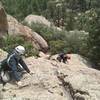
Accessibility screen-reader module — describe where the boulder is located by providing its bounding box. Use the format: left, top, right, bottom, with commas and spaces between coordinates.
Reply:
24, 15, 51, 27
0, 2, 8, 37
50, 54, 59, 61
31, 31, 48, 52
0, 49, 8, 61
24, 14, 62, 31
0, 57, 72, 100
7, 15, 48, 52
39, 51, 50, 59
57, 54, 100, 100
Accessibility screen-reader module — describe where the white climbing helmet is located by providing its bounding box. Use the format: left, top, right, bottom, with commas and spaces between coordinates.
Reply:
15, 45, 25, 55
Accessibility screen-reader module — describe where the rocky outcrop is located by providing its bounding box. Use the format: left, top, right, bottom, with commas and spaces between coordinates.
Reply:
0, 2, 8, 37
24, 15, 51, 27
0, 57, 71, 100
30, 31, 48, 52
0, 10, 48, 51
38, 51, 50, 59
56, 54, 100, 100
7, 15, 48, 52
0, 49, 8, 62
24, 15, 62, 31
0, 54, 100, 100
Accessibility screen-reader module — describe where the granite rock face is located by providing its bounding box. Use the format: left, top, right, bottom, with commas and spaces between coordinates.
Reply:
0, 49, 8, 62
0, 2, 48, 52
7, 15, 48, 52
0, 54, 100, 100
0, 2, 8, 37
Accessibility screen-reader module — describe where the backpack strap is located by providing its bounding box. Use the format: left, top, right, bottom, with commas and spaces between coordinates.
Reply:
7, 53, 15, 66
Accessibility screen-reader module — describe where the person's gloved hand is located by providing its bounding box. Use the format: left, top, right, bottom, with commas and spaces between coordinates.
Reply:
29, 72, 34, 76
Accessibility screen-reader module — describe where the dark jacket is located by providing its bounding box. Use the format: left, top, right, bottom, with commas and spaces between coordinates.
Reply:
57, 52, 67, 63
59, 53, 65, 59
1, 52, 30, 81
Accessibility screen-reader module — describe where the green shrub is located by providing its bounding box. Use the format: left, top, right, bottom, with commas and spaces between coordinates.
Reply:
63, 30, 89, 54
24, 22, 88, 55
49, 30, 88, 55
24, 42, 39, 57
87, 18, 100, 66
1, 35, 39, 57
28, 22, 55, 42
26, 22, 66, 41
49, 40, 65, 54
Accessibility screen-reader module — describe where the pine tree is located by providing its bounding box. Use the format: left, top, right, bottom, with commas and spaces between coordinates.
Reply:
88, 18, 100, 66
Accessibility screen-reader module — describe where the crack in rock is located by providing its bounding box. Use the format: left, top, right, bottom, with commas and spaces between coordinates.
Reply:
57, 73, 90, 100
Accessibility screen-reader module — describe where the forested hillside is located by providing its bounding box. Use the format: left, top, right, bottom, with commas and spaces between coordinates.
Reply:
1, 1, 100, 99
1, 0, 100, 67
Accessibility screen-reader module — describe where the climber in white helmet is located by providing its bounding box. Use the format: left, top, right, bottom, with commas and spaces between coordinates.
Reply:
15, 45, 25, 55
0, 45, 32, 86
